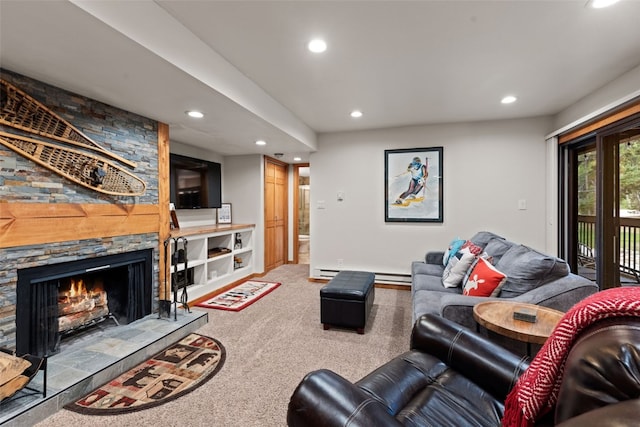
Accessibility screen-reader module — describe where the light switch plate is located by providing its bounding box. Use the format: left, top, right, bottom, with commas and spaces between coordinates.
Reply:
518, 199, 527, 210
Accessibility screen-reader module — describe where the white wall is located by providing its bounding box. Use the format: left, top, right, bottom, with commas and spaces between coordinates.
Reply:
310, 116, 552, 277
223, 154, 264, 272
551, 64, 640, 134
543, 63, 640, 257
171, 65, 640, 278
171, 140, 224, 164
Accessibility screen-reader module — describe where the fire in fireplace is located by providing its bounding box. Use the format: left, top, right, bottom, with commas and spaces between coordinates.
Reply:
16, 249, 153, 357
58, 275, 114, 335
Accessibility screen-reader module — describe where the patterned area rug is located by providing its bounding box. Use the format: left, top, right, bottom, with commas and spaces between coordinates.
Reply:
65, 333, 225, 415
196, 280, 281, 311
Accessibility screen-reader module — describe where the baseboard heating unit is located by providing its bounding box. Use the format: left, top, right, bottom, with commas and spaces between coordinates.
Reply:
313, 269, 411, 286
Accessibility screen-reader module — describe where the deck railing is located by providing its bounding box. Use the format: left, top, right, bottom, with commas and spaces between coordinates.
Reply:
577, 215, 640, 282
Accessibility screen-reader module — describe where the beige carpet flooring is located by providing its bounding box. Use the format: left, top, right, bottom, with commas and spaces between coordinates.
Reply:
36, 264, 412, 426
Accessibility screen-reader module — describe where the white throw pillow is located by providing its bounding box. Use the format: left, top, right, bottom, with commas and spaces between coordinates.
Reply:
442, 250, 476, 288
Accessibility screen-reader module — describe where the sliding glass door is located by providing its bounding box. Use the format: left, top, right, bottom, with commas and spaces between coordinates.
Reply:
576, 143, 597, 281
618, 128, 640, 283
561, 117, 640, 289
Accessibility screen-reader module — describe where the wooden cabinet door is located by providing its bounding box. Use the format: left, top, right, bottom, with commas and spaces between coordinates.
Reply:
264, 158, 287, 271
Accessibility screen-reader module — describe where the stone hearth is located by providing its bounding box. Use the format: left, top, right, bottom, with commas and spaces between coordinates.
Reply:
0, 310, 207, 427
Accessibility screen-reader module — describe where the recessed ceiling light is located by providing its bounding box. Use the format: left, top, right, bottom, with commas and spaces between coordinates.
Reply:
293, 157, 302, 161
350, 110, 363, 118
588, 0, 620, 8
255, 140, 267, 146
501, 95, 517, 104
307, 39, 327, 53
186, 110, 204, 118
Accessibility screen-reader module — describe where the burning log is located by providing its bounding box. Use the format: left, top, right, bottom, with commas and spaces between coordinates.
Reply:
58, 305, 109, 333
57, 276, 110, 332
58, 292, 107, 316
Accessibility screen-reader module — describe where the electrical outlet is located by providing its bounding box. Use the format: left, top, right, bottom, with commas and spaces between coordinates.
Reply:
337, 259, 344, 268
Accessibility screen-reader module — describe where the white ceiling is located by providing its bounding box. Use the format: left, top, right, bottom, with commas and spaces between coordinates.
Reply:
2, 0, 640, 164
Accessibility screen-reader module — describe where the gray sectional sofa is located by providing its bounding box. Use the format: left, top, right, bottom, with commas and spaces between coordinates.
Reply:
411, 231, 599, 334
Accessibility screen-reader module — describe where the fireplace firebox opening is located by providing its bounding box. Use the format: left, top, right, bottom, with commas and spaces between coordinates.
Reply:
16, 249, 153, 357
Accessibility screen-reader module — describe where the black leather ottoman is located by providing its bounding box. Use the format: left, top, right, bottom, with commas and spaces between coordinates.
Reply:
320, 271, 375, 334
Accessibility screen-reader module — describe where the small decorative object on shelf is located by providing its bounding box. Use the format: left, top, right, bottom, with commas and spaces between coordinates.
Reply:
513, 308, 537, 323
208, 247, 231, 258
234, 233, 242, 249
169, 203, 180, 229
234, 256, 243, 270
217, 203, 232, 224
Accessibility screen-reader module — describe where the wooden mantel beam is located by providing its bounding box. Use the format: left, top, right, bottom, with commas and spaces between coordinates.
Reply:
0, 202, 159, 249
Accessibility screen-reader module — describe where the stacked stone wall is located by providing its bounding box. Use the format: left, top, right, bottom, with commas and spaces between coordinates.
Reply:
0, 69, 161, 350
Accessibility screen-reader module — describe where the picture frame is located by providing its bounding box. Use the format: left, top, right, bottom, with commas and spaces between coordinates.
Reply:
217, 203, 232, 224
385, 147, 443, 222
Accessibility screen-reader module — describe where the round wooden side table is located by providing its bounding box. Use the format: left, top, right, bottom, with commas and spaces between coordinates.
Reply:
473, 301, 564, 356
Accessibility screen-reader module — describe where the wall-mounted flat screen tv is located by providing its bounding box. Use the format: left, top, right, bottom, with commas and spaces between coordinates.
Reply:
169, 153, 222, 209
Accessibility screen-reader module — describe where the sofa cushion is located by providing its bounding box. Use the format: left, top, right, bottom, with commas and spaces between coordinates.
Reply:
482, 238, 515, 264
496, 245, 569, 298
461, 240, 483, 256
463, 257, 507, 297
442, 251, 476, 288
412, 266, 461, 294
443, 238, 466, 266
469, 231, 505, 249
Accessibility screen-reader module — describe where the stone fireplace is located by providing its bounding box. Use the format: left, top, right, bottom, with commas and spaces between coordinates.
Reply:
0, 69, 163, 354
16, 249, 153, 357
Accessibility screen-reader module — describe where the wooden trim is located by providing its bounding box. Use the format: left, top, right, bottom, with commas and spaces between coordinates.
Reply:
263, 155, 289, 167
559, 98, 640, 144
308, 277, 410, 290
292, 163, 309, 265
158, 121, 170, 301
188, 273, 258, 305
170, 223, 255, 238
292, 165, 300, 264
0, 203, 157, 218
0, 202, 159, 249
374, 283, 411, 291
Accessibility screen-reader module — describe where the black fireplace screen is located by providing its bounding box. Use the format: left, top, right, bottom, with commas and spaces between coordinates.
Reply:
29, 279, 58, 359
16, 249, 153, 357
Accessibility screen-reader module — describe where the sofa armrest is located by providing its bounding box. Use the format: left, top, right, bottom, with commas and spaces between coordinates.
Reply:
415, 291, 499, 330
554, 400, 640, 427
287, 369, 403, 427
425, 251, 444, 265
411, 314, 529, 401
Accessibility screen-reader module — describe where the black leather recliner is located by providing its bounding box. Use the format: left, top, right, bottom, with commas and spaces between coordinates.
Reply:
287, 313, 640, 427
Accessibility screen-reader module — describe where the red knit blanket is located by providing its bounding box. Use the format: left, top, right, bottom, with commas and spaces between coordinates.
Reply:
502, 286, 640, 427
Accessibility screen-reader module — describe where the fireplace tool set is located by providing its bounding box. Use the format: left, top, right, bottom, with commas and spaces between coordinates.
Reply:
161, 237, 192, 321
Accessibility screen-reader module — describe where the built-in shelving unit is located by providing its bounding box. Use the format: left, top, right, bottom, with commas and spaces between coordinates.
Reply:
169, 224, 255, 302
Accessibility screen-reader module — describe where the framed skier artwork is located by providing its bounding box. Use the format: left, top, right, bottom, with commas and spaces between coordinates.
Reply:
385, 147, 443, 222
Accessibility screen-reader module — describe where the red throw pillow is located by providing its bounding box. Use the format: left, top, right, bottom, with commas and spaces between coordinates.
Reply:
460, 240, 483, 256
463, 257, 507, 297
